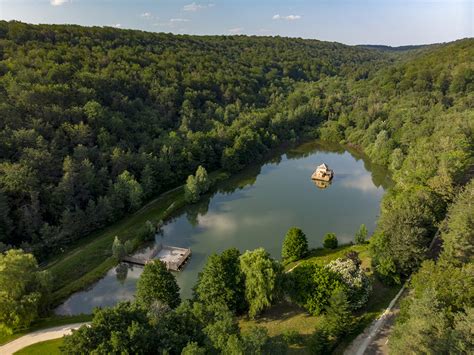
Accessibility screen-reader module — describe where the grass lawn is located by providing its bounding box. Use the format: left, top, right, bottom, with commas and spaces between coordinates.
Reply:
240, 243, 401, 354
0, 314, 92, 346
239, 302, 319, 354
284, 243, 370, 272
14, 338, 63, 355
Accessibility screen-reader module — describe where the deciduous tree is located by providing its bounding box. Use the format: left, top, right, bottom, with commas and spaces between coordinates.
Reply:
136, 260, 180, 309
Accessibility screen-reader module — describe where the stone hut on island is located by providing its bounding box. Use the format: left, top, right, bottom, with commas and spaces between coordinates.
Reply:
311, 163, 334, 182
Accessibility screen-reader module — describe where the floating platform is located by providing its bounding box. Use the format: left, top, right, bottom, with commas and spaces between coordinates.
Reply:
311, 163, 334, 182
122, 243, 191, 271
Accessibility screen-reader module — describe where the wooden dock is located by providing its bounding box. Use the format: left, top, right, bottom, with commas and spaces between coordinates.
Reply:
122, 244, 191, 271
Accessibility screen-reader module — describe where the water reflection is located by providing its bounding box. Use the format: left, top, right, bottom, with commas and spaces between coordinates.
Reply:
313, 180, 332, 189
56, 141, 391, 315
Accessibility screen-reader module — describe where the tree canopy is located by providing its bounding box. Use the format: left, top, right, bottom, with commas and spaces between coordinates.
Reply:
0, 249, 51, 335
136, 260, 180, 309
281, 227, 309, 262
194, 248, 246, 314
240, 248, 282, 318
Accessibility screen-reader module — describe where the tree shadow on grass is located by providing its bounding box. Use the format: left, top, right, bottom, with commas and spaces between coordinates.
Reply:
253, 302, 312, 323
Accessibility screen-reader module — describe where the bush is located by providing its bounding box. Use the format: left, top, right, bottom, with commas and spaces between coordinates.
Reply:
309, 288, 354, 354
111, 236, 125, 260
323, 233, 338, 249
355, 224, 368, 244
326, 257, 372, 309
289, 262, 346, 315
281, 227, 308, 262
184, 175, 200, 203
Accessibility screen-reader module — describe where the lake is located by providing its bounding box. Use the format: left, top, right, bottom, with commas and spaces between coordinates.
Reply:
56, 141, 390, 315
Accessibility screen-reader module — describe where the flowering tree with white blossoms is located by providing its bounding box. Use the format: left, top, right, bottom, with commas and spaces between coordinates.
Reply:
326, 254, 372, 309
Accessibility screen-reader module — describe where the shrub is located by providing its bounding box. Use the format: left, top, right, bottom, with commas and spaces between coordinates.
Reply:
184, 175, 200, 203
111, 236, 125, 260
323, 233, 338, 249
355, 224, 368, 244
281, 227, 308, 262
289, 262, 346, 315
326, 257, 372, 309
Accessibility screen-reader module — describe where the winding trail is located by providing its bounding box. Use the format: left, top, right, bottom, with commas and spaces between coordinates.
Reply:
0, 323, 88, 355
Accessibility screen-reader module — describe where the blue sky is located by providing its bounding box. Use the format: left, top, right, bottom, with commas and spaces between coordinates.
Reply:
0, 0, 472, 45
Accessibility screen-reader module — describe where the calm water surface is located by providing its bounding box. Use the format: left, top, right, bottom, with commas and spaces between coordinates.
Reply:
56, 141, 390, 315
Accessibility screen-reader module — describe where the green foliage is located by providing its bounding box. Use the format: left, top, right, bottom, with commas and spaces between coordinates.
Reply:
289, 262, 346, 315
195, 166, 211, 195
194, 248, 246, 314
0, 20, 386, 257
61, 302, 155, 354
0, 190, 12, 242
326, 256, 372, 309
389, 177, 474, 354
370, 187, 442, 277
439, 180, 474, 265
0, 250, 51, 335
354, 224, 368, 245
123, 240, 134, 255
390, 289, 452, 353
136, 260, 181, 309
111, 236, 125, 260
112, 170, 144, 213
309, 288, 354, 354
182, 342, 206, 355
185, 175, 200, 203
323, 233, 338, 249
239, 248, 282, 318
185, 166, 212, 204
281, 227, 309, 262
143, 220, 156, 241
240, 326, 271, 354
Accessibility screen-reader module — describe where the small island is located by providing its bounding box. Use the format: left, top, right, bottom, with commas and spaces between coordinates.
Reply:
311, 163, 334, 182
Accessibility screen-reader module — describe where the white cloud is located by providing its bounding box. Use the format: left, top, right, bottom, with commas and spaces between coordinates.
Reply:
183, 2, 214, 12
50, 0, 69, 6
114, 24, 122, 28
228, 27, 243, 34
141, 12, 152, 19
272, 14, 302, 21
170, 18, 190, 23
341, 174, 379, 193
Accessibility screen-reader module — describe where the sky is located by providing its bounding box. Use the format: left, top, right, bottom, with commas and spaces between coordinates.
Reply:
0, 0, 472, 46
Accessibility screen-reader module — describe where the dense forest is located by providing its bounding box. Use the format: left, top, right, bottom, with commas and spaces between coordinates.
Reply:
0, 21, 473, 353
0, 21, 387, 257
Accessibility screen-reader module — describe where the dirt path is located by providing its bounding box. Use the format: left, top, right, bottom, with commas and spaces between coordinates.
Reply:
0, 323, 88, 354
343, 285, 406, 355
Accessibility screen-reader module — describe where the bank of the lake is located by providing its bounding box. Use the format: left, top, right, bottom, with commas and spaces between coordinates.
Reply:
55, 141, 391, 315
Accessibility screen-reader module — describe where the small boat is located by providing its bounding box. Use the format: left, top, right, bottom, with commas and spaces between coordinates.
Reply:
311, 163, 334, 182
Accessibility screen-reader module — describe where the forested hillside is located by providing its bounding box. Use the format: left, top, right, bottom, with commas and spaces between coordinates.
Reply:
0, 21, 388, 257
285, 37, 473, 281
0, 20, 472, 354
